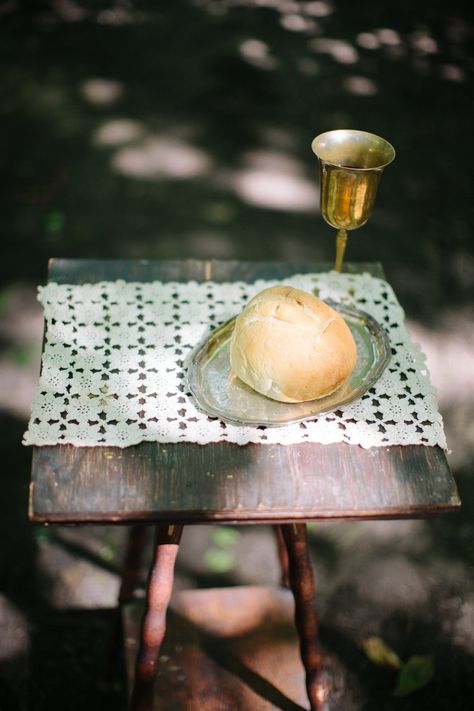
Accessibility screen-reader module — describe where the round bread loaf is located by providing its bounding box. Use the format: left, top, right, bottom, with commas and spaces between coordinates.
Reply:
229, 285, 357, 403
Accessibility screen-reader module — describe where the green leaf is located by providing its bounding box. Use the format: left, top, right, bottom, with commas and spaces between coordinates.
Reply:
34, 526, 52, 543
46, 210, 64, 234
212, 527, 240, 547
393, 655, 434, 697
203, 548, 235, 573
359, 636, 402, 669
99, 543, 116, 561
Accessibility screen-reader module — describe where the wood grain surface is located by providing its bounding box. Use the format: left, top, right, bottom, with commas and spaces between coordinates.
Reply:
29, 259, 459, 524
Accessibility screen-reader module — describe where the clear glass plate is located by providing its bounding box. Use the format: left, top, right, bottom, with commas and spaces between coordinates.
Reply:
186, 301, 391, 427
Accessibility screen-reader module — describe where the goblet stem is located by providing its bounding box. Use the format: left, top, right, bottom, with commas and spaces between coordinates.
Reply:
334, 228, 348, 272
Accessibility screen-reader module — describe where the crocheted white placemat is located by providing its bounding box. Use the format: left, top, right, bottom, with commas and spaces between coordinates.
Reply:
23, 272, 447, 449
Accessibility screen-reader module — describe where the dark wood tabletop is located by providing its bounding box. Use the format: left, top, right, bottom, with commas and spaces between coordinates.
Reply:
29, 259, 460, 525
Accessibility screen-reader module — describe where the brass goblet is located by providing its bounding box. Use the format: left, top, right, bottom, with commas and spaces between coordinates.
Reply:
312, 129, 395, 271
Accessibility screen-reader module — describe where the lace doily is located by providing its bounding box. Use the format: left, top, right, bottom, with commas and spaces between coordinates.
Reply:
23, 273, 447, 449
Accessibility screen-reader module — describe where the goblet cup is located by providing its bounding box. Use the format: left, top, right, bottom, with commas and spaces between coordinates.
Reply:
312, 129, 395, 271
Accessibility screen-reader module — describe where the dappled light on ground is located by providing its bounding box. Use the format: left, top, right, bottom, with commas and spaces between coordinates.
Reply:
343, 75, 377, 96
113, 135, 212, 180
279, 12, 317, 33
80, 78, 124, 106
357, 28, 402, 51
441, 63, 466, 82
0, 595, 28, 663
0, 0, 473, 707
407, 311, 474, 410
93, 118, 146, 146
309, 37, 358, 64
239, 38, 279, 70
228, 149, 318, 211
407, 310, 474, 469
0, 285, 42, 419
37, 530, 120, 609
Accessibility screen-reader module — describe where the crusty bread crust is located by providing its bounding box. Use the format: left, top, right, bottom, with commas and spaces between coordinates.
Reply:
230, 286, 357, 403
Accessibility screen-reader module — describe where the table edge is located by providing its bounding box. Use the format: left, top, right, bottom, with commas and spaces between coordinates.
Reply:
29, 499, 461, 525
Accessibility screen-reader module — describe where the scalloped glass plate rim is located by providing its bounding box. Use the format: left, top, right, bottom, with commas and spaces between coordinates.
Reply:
186, 300, 391, 427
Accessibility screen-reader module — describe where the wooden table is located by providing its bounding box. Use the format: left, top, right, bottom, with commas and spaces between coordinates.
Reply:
29, 259, 460, 710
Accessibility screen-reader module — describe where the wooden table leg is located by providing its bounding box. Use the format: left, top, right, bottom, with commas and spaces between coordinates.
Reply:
281, 523, 329, 711
119, 524, 149, 604
130, 523, 183, 711
273, 525, 290, 588
107, 525, 150, 678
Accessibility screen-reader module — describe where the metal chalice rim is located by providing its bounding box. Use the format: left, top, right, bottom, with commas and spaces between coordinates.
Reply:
311, 129, 396, 170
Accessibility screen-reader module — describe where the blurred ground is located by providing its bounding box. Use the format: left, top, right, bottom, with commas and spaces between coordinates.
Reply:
0, 1, 473, 709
